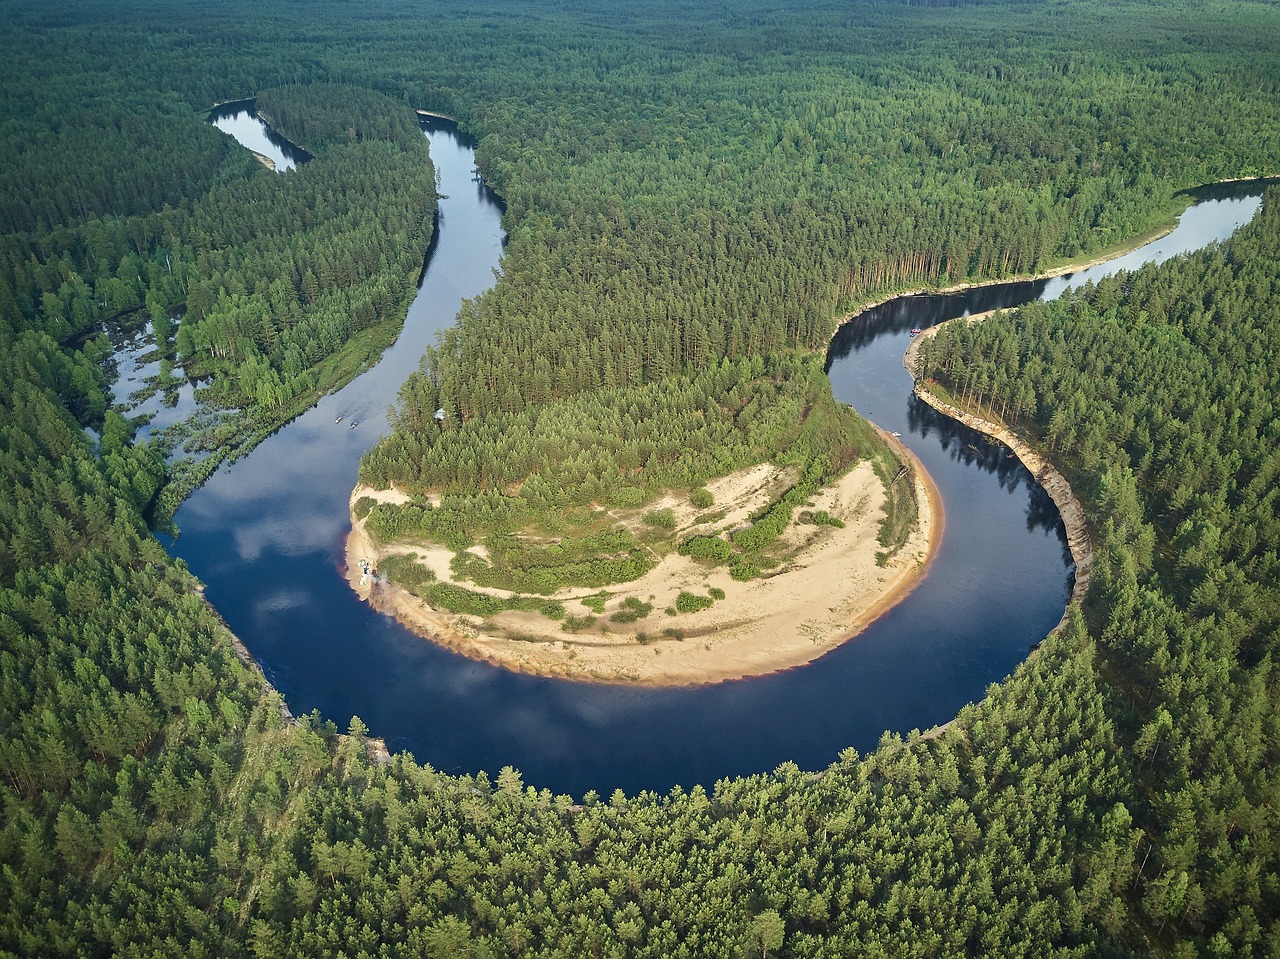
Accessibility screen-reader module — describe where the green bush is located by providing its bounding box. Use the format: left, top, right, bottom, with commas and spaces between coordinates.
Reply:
610, 596, 654, 623
675, 590, 714, 614
690, 487, 715, 509
581, 592, 610, 613
680, 535, 732, 562
610, 486, 646, 508
643, 508, 677, 529
379, 553, 436, 588
423, 582, 506, 616
802, 509, 846, 528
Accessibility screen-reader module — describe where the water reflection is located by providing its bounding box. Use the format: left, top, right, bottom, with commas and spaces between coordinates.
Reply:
101, 315, 206, 444
208, 100, 311, 172
826, 280, 1049, 362
904, 397, 1029, 497
827, 185, 1266, 369
164, 122, 1267, 797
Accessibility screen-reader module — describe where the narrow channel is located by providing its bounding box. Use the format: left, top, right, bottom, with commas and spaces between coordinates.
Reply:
170, 114, 1265, 797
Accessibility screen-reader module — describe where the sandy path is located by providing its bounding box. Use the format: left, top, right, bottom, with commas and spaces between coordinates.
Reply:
344, 458, 939, 686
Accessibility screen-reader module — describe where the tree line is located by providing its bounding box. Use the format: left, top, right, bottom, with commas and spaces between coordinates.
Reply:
918, 189, 1280, 947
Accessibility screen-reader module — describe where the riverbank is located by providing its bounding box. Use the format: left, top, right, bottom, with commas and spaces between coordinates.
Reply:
834, 176, 1277, 332
345, 454, 940, 686
833, 216, 1184, 328
905, 327, 1092, 613
193, 583, 393, 762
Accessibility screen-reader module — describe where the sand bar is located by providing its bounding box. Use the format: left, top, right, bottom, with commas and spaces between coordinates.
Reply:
345, 455, 939, 687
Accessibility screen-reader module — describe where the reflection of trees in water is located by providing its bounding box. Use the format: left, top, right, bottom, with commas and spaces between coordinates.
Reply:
1025, 481, 1073, 568
906, 394, 1068, 544
824, 278, 1050, 370
207, 101, 312, 165
907, 394, 1019, 484
821, 273, 1073, 587
415, 209, 443, 288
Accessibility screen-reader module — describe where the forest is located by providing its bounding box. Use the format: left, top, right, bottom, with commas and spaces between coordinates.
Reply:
1, 0, 1279, 954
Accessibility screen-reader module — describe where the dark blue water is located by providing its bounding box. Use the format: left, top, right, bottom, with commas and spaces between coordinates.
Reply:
170, 123, 1263, 797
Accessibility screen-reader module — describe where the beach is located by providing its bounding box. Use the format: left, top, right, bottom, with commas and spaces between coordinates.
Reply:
345, 452, 940, 686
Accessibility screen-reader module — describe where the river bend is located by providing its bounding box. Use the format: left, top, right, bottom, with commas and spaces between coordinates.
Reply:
170, 116, 1263, 796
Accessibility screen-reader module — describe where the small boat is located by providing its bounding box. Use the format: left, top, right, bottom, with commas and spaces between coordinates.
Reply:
891, 431, 902, 437
335, 416, 342, 423
910, 328, 923, 336
350, 422, 358, 429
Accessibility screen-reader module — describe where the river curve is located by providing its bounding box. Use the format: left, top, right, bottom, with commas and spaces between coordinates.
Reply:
169, 115, 1265, 797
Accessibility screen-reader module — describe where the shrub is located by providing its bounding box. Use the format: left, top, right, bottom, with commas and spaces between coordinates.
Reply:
581, 592, 609, 613
675, 590, 714, 614
610, 486, 646, 508
679, 535, 732, 562
643, 508, 677, 529
809, 509, 845, 528
610, 596, 653, 623
690, 487, 714, 509
379, 553, 435, 588
423, 582, 505, 616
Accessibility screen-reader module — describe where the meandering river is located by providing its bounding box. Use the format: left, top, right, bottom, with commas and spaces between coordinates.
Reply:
171, 113, 1263, 797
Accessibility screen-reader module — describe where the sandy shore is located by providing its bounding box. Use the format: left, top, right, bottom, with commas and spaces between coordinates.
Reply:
345, 455, 940, 687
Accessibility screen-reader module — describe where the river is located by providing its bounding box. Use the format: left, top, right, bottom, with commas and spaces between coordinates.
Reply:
170, 113, 1264, 797
209, 100, 311, 171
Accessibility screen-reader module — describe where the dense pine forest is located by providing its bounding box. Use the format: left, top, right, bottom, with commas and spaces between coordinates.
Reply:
2, 0, 1279, 954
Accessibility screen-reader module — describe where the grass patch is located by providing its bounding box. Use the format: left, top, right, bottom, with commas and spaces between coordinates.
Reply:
378, 553, 436, 588
643, 508, 676, 529
872, 453, 918, 564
